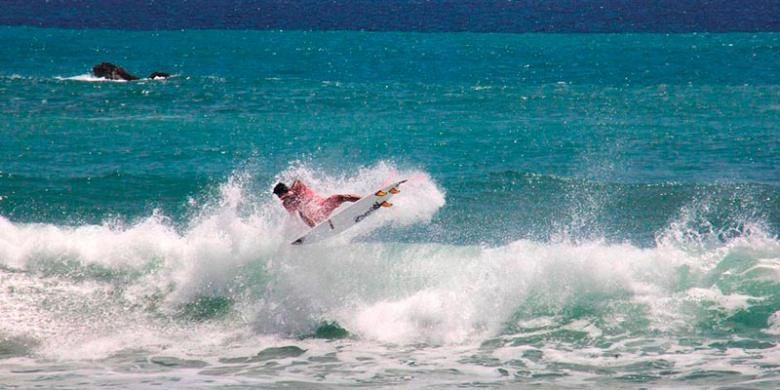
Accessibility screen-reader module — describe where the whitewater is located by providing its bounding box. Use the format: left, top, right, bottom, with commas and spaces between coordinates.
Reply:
1, 164, 778, 387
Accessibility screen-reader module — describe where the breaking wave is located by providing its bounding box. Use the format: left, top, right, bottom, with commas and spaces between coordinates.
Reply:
0, 162, 777, 365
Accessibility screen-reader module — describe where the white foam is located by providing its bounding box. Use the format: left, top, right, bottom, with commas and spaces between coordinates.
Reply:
269, 228, 779, 345
765, 311, 780, 335
684, 287, 761, 312
55, 73, 178, 82
0, 162, 445, 318
56, 73, 128, 82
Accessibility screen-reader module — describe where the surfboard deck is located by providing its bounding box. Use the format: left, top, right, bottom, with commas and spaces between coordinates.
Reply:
291, 179, 407, 245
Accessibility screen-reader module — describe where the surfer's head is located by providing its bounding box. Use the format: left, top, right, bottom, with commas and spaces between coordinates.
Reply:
273, 182, 289, 198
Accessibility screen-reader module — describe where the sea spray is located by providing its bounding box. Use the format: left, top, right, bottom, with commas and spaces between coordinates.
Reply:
0, 162, 447, 344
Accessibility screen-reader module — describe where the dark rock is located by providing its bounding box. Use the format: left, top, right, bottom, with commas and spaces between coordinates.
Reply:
92, 62, 139, 81
148, 71, 171, 79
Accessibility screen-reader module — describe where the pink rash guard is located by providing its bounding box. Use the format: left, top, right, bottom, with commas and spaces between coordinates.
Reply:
280, 181, 352, 227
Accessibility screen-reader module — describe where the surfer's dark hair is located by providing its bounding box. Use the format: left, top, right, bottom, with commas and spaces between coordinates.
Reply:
273, 182, 289, 197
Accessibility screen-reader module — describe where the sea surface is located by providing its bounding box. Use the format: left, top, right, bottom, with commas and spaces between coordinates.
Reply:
1, 26, 779, 388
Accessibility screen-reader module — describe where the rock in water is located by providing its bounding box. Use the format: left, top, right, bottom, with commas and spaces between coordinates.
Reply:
148, 71, 171, 79
92, 62, 139, 81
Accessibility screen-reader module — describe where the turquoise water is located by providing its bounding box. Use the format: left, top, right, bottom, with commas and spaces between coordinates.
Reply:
1, 27, 779, 388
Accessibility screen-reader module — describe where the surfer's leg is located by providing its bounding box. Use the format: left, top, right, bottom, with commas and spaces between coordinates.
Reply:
320, 195, 350, 217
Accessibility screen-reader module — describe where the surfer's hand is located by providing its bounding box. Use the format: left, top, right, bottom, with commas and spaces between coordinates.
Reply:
299, 211, 316, 227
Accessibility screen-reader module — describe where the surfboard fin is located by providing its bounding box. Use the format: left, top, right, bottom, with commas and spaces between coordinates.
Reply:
389, 187, 400, 194
381, 201, 393, 208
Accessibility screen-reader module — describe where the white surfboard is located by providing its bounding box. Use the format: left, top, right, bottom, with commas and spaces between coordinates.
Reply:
291, 179, 407, 245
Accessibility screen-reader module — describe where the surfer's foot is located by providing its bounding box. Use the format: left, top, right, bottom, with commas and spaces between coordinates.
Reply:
344, 194, 361, 202
381, 201, 393, 208
389, 187, 400, 194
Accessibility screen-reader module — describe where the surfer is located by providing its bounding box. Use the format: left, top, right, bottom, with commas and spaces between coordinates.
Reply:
273, 180, 361, 227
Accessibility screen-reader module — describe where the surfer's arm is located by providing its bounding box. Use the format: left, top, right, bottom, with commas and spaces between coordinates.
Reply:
290, 180, 308, 194
298, 211, 316, 227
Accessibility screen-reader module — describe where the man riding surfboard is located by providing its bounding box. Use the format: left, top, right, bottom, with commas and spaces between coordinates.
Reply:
273, 180, 361, 227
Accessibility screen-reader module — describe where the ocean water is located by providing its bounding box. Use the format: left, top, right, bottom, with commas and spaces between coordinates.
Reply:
1, 26, 779, 388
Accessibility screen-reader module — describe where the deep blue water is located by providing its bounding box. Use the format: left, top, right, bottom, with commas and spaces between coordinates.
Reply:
1, 27, 777, 244
2, 0, 780, 32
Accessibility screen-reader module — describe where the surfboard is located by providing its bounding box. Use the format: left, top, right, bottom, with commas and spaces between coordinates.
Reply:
291, 179, 407, 245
